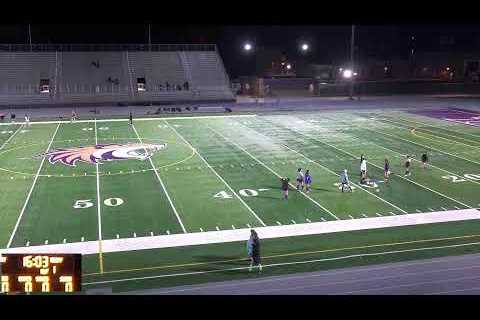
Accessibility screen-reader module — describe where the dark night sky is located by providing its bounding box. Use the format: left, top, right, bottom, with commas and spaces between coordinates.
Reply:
1, 24, 480, 77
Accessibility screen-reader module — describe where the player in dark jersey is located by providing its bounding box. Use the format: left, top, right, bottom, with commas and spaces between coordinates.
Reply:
384, 158, 391, 183
340, 169, 352, 192
421, 152, 428, 169
280, 177, 290, 200
129, 112, 133, 125
405, 155, 412, 177
304, 170, 312, 193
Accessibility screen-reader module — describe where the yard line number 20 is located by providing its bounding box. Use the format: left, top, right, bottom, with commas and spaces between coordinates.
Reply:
73, 198, 124, 209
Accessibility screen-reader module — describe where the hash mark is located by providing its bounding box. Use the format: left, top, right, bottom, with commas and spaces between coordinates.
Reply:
215, 226, 220, 231
306, 218, 311, 223
415, 209, 422, 213
116, 234, 120, 239
200, 228, 204, 232
321, 218, 326, 222
362, 214, 368, 218
291, 220, 296, 224
81, 237, 85, 242
166, 230, 170, 235
454, 206, 460, 210
376, 213, 383, 217
150, 232, 154, 236
276, 221, 282, 225
441, 207, 447, 211
44, 240, 48, 245
348, 215, 354, 219
63, 239, 67, 244
428, 208, 434, 211
232, 225, 236, 230
246, 223, 251, 228
390, 212, 396, 215
133, 233, 137, 237
26, 241, 30, 246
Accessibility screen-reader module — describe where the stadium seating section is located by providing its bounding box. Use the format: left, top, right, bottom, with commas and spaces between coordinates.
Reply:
0, 46, 234, 106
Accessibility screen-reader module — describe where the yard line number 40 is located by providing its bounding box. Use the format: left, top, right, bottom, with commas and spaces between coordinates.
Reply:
214, 188, 270, 199
73, 198, 124, 209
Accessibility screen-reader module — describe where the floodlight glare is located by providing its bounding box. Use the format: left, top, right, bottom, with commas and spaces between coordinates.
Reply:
343, 69, 353, 78
243, 43, 253, 51
301, 43, 309, 51
286, 64, 292, 70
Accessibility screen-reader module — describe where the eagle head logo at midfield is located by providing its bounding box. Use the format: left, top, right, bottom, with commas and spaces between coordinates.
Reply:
35, 143, 167, 166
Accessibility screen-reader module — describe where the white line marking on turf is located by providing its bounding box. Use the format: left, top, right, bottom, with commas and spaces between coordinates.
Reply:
165, 120, 266, 227
441, 207, 447, 211
132, 124, 187, 233
94, 119, 104, 258
276, 221, 282, 225
26, 242, 29, 247
291, 220, 296, 224
116, 234, 120, 239
429, 208, 434, 211
0, 124, 23, 151
282, 143, 407, 214
216, 226, 220, 231
376, 213, 383, 217
63, 239, 67, 244
362, 214, 368, 218
133, 233, 137, 238
390, 212, 396, 216
246, 224, 251, 228
81, 237, 85, 242
292, 121, 472, 209
205, 123, 338, 221
349, 215, 354, 219
306, 218, 311, 223
200, 228, 204, 232
416, 209, 422, 213
44, 240, 48, 245
6, 123, 60, 248
4, 209, 480, 255
150, 232, 154, 236
321, 218, 326, 222
82, 238, 480, 286
454, 206, 460, 210
232, 225, 236, 230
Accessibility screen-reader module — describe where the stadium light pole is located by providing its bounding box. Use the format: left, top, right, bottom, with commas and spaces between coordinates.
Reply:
28, 24, 32, 51
348, 25, 355, 100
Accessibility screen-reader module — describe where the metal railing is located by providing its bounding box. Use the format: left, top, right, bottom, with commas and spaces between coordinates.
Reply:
0, 43, 217, 52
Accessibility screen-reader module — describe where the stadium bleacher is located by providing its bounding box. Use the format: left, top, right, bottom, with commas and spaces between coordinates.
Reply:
0, 44, 234, 106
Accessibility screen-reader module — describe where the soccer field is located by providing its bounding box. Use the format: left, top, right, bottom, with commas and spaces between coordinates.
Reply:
1, 107, 480, 293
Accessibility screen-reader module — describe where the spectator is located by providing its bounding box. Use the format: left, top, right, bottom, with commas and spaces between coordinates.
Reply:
165, 82, 170, 91
10, 113, 16, 123
184, 81, 190, 91
248, 230, 262, 272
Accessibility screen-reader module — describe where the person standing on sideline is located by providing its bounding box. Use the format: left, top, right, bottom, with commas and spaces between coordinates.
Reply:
71, 110, 77, 123
248, 229, 262, 272
24, 113, 30, 127
304, 170, 312, 193
421, 152, 428, 169
129, 112, 133, 125
280, 177, 290, 200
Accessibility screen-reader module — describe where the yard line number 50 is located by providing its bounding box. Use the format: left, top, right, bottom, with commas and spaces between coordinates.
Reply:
73, 198, 124, 209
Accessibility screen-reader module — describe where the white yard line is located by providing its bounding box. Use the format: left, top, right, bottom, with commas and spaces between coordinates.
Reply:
0, 124, 23, 150
289, 120, 473, 209
283, 144, 408, 214
94, 120, 104, 254
362, 125, 480, 167
6, 123, 61, 248
0, 114, 257, 126
205, 123, 340, 221
131, 124, 187, 233
3, 208, 479, 256
347, 134, 480, 187
380, 118, 480, 149
392, 116, 480, 139
164, 120, 266, 227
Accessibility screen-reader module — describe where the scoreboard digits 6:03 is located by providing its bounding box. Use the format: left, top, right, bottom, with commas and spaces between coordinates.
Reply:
0, 254, 82, 293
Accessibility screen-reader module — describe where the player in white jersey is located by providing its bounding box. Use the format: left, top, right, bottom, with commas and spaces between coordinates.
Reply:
296, 168, 304, 191
24, 114, 30, 127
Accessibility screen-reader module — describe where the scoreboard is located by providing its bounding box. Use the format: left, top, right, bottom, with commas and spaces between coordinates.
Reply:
1, 254, 81, 293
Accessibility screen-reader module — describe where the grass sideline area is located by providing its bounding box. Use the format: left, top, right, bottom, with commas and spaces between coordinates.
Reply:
1, 107, 480, 293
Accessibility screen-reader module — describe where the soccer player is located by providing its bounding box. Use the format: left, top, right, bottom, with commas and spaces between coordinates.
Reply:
421, 152, 428, 169
340, 169, 353, 192
384, 158, 391, 182
360, 157, 367, 184
248, 229, 262, 272
405, 155, 412, 177
71, 110, 77, 123
24, 114, 30, 127
304, 170, 312, 193
296, 168, 304, 191
280, 177, 290, 200
129, 112, 133, 125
